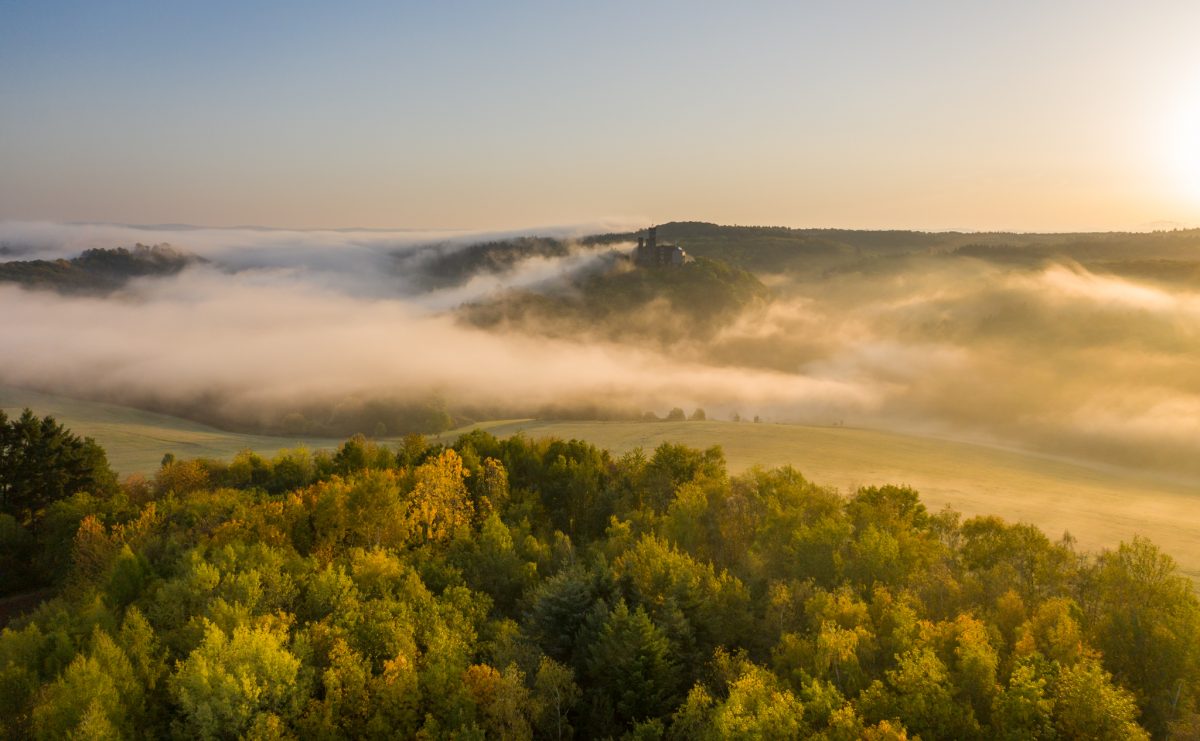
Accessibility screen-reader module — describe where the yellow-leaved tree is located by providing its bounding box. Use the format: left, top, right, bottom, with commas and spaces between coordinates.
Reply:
404, 449, 473, 544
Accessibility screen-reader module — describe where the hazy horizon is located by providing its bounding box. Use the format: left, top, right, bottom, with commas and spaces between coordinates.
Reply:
6, 2, 1200, 232
5, 217, 1200, 239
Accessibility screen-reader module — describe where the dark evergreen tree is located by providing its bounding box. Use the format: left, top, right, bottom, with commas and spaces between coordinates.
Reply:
0, 409, 116, 527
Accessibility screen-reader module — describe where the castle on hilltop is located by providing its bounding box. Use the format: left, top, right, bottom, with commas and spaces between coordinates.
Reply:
634, 226, 690, 267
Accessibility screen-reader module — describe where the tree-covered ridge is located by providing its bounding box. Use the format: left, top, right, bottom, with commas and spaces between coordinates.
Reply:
1, 416, 1199, 739
461, 256, 770, 347
395, 237, 576, 290
390, 232, 634, 292
0, 244, 199, 294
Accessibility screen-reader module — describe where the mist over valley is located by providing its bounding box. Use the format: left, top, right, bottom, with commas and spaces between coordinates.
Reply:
4, 220, 1199, 479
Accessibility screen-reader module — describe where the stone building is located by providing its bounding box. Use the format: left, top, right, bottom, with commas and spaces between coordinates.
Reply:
634, 226, 689, 267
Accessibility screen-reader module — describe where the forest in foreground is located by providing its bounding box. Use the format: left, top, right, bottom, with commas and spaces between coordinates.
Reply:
2, 409, 1199, 740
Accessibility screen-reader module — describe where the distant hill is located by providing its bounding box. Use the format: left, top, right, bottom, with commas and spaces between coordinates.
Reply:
0, 243, 200, 293
394, 236, 574, 290
389, 232, 631, 291
460, 254, 769, 345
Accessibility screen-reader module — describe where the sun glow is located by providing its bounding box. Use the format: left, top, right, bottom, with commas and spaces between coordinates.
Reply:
1164, 86, 1200, 203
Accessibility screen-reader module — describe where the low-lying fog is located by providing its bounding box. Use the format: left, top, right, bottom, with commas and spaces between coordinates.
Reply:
3, 221, 1199, 479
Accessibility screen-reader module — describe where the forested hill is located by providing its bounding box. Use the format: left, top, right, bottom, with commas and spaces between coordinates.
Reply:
393, 233, 627, 291
0, 243, 199, 294
461, 256, 769, 346
2, 410, 1198, 739
394, 236, 574, 290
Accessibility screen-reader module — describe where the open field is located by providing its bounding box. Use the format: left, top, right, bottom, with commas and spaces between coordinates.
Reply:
5, 387, 1199, 581
0, 386, 345, 476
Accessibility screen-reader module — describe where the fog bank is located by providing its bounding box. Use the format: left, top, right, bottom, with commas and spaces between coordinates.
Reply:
4, 221, 1200, 478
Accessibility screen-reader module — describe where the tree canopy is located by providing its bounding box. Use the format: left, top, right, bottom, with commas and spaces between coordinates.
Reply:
0, 424, 1197, 739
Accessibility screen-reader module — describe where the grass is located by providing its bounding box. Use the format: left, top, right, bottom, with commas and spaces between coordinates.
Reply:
0, 386, 345, 476
5, 387, 1199, 582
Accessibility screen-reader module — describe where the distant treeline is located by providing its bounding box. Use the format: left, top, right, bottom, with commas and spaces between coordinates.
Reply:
585, 222, 1200, 281
123, 394, 460, 439
394, 237, 577, 290
6, 225, 1200, 298
2, 410, 1198, 738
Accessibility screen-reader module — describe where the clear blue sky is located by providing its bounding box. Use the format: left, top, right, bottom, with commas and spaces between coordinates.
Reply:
3, 1, 1200, 230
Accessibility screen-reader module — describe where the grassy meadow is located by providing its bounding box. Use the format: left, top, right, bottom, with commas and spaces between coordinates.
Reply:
0, 386, 344, 476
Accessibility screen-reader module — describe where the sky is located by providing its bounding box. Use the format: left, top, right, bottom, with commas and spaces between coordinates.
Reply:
3, 1, 1200, 232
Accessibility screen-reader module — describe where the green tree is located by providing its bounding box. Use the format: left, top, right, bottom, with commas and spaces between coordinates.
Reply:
31, 630, 141, 740
332, 434, 395, 475
297, 637, 374, 738
585, 601, 682, 730
1014, 597, 1085, 665
1053, 657, 1149, 740
958, 516, 1073, 604
539, 439, 614, 540
0, 409, 116, 527
525, 566, 607, 668
170, 621, 303, 739
991, 660, 1055, 741
815, 621, 867, 695
458, 512, 535, 612
673, 661, 806, 740
398, 432, 430, 468
1090, 537, 1200, 737
858, 646, 981, 740
533, 656, 580, 740
638, 442, 725, 514
611, 535, 752, 669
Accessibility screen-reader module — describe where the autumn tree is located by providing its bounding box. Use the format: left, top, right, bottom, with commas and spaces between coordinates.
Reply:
672, 660, 806, 739
403, 449, 474, 544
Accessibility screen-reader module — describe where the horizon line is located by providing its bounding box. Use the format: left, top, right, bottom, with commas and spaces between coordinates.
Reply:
2, 217, 1198, 237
